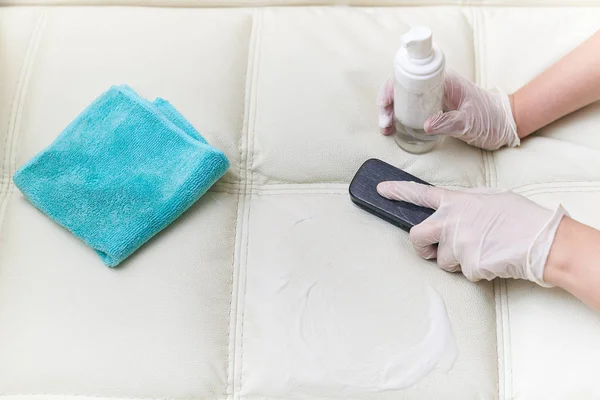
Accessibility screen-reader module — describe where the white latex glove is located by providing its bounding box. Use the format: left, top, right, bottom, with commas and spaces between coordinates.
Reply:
377, 72, 520, 150
377, 181, 568, 286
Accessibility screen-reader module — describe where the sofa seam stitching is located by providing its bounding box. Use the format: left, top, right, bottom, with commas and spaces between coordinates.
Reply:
9, 13, 46, 178
211, 188, 600, 197
0, 12, 42, 195
504, 279, 513, 400
474, 5, 503, 398
470, 5, 489, 190
226, 9, 258, 400
501, 279, 507, 400
215, 179, 600, 188
473, 7, 497, 188
0, 11, 45, 236
207, 181, 600, 196
240, 8, 263, 397
469, 5, 478, 87
1, 59, 18, 181
493, 279, 504, 400
480, 7, 503, 398
495, 279, 504, 400
237, 8, 262, 400
478, 7, 499, 189
226, 160, 242, 400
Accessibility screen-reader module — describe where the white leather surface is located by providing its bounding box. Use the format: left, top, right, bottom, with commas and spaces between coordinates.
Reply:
0, 3, 599, 400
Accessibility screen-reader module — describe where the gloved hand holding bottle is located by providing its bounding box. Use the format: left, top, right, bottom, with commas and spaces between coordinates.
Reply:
378, 72, 520, 150
379, 29, 600, 151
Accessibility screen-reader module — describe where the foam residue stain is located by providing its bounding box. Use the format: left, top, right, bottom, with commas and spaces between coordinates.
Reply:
278, 273, 458, 392
263, 213, 459, 393
381, 285, 458, 389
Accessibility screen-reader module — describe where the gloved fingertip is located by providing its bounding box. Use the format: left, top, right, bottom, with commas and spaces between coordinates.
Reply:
378, 111, 393, 129
424, 250, 437, 260
381, 125, 395, 136
376, 181, 393, 197
376, 77, 394, 107
423, 120, 433, 134
376, 95, 390, 108
439, 262, 461, 274
377, 181, 414, 202
376, 181, 403, 200
423, 111, 443, 134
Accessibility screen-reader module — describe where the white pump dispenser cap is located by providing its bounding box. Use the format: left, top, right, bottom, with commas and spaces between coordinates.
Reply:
394, 26, 445, 93
402, 26, 433, 60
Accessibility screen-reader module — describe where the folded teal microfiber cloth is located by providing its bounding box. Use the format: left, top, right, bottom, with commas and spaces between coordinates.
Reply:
13, 85, 230, 267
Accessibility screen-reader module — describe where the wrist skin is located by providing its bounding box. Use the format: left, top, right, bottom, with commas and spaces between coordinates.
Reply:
508, 29, 600, 140
544, 217, 573, 287
544, 217, 600, 311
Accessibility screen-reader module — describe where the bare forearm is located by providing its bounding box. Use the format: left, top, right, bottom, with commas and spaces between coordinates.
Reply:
545, 217, 600, 311
511, 30, 600, 138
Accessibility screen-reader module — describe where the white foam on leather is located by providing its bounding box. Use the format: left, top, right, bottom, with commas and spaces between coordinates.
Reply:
0, 3, 599, 400
240, 194, 495, 398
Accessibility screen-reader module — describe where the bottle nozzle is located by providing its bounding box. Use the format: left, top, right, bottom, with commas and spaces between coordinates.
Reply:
401, 26, 433, 60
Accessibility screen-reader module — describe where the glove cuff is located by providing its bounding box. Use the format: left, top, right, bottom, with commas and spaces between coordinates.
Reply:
497, 88, 520, 148
526, 204, 569, 287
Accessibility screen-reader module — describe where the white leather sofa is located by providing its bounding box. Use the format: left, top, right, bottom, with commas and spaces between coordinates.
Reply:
1, 1, 600, 399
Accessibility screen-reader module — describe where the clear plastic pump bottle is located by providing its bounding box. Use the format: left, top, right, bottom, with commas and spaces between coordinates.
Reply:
393, 26, 445, 154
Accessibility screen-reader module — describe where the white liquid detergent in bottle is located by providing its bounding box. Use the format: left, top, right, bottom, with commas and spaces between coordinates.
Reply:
393, 26, 445, 154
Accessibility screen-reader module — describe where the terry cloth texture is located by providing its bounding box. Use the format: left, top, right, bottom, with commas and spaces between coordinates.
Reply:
13, 85, 230, 266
